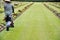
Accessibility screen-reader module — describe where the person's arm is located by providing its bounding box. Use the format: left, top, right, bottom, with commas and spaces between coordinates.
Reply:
12, 6, 14, 13
4, 5, 6, 21
4, 5, 6, 12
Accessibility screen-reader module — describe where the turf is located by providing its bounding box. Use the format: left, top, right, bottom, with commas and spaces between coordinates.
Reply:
0, 13, 4, 24
47, 3, 60, 13
14, 2, 29, 13
0, 2, 60, 40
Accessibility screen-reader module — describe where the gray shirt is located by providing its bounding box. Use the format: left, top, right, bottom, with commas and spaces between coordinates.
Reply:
4, 3, 13, 16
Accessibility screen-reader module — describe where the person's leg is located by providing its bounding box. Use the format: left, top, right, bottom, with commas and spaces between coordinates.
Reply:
6, 26, 9, 31
6, 21, 11, 31
10, 21, 14, 27
9, 15, 14, 27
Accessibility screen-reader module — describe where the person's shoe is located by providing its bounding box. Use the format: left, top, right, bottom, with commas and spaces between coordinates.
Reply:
10, 21, 14, 28
6, 27, 9, 31
10, 24, 14, 28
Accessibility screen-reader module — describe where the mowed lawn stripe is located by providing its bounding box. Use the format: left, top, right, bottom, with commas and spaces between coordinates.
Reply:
17, 3, 60, 40
0, 2, 60, 40
41, 3, 60, 40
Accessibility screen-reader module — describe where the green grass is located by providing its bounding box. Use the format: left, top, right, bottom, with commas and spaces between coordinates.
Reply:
14, 2, 31, 13
47, 3, 60, 13
0, 2, 60, 40
0, 8, 4, 13
0, 13, 4, 24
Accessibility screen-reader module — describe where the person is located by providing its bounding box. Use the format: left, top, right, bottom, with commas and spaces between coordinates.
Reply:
4, 15, 12, 31
4, 0, 14, 31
